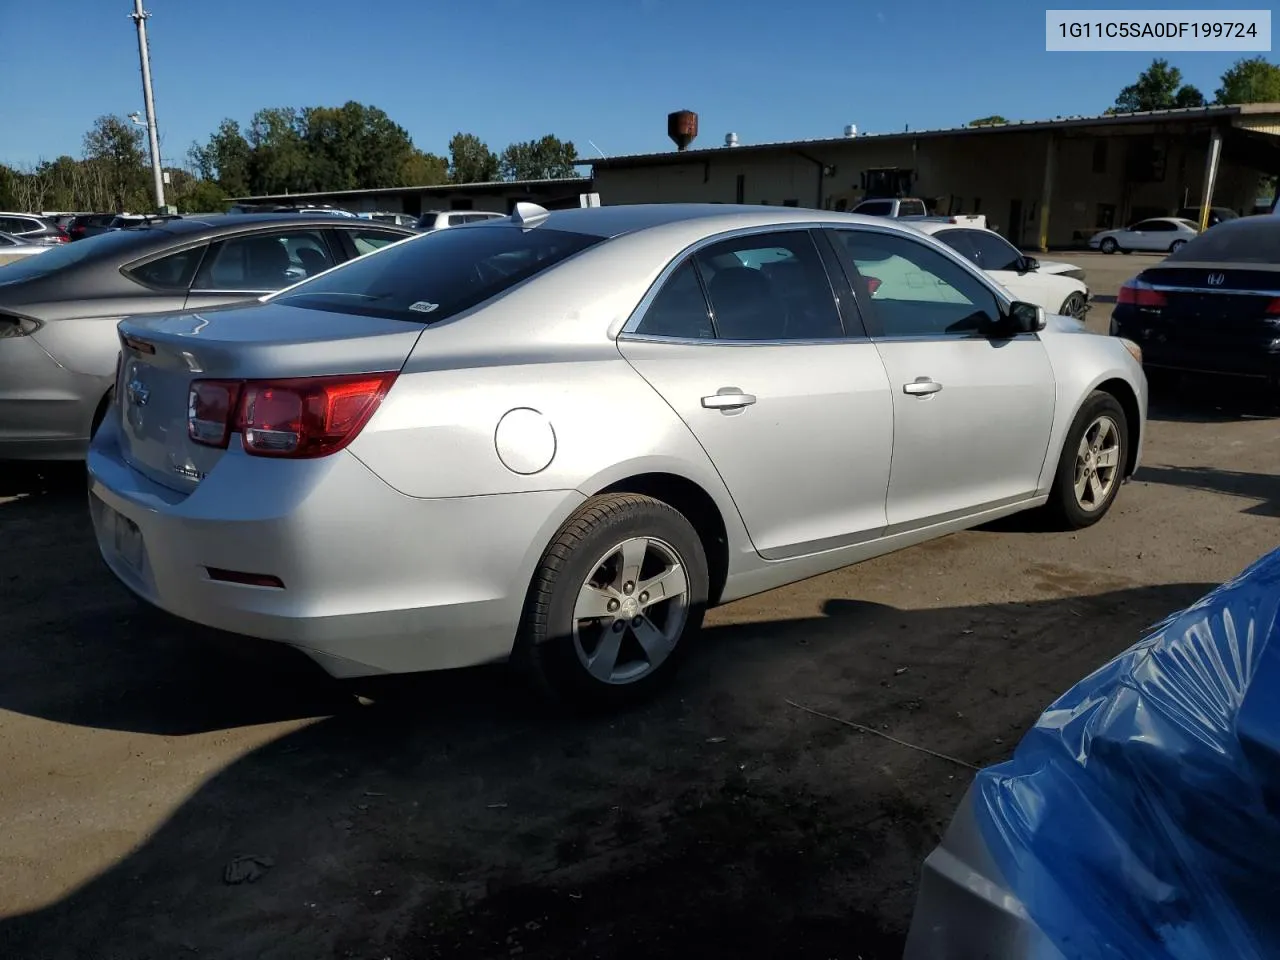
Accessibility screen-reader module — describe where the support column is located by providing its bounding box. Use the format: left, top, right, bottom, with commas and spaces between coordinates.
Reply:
1198, 127, 1223, 232
1037, 134, 1057, 253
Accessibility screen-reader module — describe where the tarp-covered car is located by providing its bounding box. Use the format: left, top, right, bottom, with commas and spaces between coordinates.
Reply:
906, 547, 1280, 960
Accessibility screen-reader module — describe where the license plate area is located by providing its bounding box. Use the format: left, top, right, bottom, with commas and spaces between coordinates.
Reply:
107, 505, 145, 573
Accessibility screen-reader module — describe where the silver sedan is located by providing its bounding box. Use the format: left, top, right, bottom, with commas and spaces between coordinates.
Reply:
87, 204, 1148, 707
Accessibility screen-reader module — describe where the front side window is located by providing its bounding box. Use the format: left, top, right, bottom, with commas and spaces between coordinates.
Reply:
693, 231, 843, 340
828, 229, 1001, 338
193, 230, 333, 291
273, 224, 603, 323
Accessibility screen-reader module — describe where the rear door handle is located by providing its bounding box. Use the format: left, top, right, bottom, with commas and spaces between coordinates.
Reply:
702, 388, 757, 410
903, 377, 942, 396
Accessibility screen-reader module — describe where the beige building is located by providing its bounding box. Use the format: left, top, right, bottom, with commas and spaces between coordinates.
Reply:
587, 104, 1280, 250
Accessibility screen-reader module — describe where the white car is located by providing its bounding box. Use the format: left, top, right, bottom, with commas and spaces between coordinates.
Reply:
1088, 217, 1199, 255
906, 220, 1090, 319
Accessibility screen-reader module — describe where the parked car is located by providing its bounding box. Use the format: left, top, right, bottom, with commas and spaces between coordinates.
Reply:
1176, 205, 1239, 228
0, 231, 54, 266
0, 213, 414, 460
68, 213, 121, 241
86, 203, 1147, 707
900, 213, 989, 229
361, 211, 420, 228
0, 212, 68, 245
851, 197, 929, 218
1089, 217, 1199, 254
415, 209, 506, 231
110, 213, 184, 231
906, 220, 1091, 319
1109, 215, 1280, 385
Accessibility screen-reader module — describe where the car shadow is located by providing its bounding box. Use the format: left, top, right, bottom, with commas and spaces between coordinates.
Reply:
1136, 465, 1280, 518
1146, 377, 1278, 424
0, 578, 1216, 960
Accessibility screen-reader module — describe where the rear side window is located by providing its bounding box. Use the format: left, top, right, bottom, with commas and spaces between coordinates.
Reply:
634, 261, 713, 338
274, 225, 603, 323
125, 245, 206, 290
1166, 219, 1280, 264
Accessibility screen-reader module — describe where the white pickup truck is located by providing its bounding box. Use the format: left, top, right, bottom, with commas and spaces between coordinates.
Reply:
850, 197, 988, 229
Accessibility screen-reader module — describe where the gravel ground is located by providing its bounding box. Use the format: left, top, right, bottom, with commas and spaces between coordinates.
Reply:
0, 251, 1277, 960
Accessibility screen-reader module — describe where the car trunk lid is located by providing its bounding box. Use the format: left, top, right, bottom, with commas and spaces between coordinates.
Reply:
115, 302, 426, 493
1139, 266, 1280, 349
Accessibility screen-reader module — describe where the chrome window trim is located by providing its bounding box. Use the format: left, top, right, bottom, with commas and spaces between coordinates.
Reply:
619, 221, 865, 344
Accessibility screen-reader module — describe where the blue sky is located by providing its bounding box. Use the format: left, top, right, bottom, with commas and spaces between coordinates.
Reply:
0, 0, 1267, 168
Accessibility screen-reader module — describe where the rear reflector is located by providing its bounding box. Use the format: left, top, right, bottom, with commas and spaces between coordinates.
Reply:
188, 371, 398, 459
206, 567, 285, 589
1117, 279, 1166, 308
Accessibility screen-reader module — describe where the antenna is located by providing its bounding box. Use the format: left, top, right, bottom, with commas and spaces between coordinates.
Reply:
587, 140, 607, 159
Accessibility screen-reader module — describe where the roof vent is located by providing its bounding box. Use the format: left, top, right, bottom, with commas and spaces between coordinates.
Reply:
725, 132, 739, 148
844, 124, 857, 138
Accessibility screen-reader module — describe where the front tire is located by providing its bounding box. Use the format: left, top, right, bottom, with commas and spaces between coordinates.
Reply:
518, 493, 708, 709
1046, 391, 1129, 530
1099, 237, 1118, 254
1059, 292, 1087, 320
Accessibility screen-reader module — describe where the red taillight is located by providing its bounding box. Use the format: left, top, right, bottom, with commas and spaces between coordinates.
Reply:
1267, 298, 1280, 315
1117, 280, 1166, 308
188, 372, 397, 458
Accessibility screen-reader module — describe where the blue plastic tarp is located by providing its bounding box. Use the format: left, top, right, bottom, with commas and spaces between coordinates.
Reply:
965, 547, 1280, 959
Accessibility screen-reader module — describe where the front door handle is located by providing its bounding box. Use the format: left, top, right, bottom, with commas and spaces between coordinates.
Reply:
903, 377, 942, 396
702, 388, 757, 410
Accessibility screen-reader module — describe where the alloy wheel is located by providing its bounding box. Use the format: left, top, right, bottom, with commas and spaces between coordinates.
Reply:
572, 536, 690, 685
1074, 415, 1121, 511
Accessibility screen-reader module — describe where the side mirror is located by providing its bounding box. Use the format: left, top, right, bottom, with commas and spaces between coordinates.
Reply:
1021, 256, 1040, 273
1008, 301, 1046, 334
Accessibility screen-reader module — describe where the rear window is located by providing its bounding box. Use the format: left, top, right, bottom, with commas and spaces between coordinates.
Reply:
855, 201, 893, 216
0, 229, 154, 286
272, 224, 604, 323
1166, 218, 1280, 264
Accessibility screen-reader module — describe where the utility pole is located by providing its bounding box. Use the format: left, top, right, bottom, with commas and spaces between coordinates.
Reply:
129, 0, 166, 212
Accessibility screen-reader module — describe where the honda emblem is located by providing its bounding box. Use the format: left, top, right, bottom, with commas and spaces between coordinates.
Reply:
1206, 273, 1226, 286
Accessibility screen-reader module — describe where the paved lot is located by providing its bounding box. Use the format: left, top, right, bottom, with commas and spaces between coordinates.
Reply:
1, 250, 1278, 960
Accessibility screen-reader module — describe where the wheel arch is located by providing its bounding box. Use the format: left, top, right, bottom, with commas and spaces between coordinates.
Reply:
1088, 377, 1142, 478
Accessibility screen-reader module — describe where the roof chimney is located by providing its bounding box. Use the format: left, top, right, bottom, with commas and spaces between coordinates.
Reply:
668, 110, 698, 151
725, 132, 739, 148
844, 123, 857, 138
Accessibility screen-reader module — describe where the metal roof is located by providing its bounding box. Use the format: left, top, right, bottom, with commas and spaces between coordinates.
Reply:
581, 102, 1280, 168
233, 176, 593, 203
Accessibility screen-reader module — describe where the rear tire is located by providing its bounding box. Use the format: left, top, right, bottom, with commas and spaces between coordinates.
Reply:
1046, 391, 1129, 530
517, 493, 708, 710
1099, 238, 1118, 254
1169, 239, 1186, 254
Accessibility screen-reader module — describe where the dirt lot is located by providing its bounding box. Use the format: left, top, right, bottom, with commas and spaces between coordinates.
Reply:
1, 250, 1278, 960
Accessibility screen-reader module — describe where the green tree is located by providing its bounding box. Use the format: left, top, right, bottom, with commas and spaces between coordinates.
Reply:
1214, 56, 1280, 104
82, 114, 150, 210
1111, 58, 1205, 113
246, 107, 310, 195
399, 149, 449, 186
499, 134, 579, 181
189, 118, 251, 196
448, 132, 499, 183
968, 115, 1008, 126
300, 101, 423, 191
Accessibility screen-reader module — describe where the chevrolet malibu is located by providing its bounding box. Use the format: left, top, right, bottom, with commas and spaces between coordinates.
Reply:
88, 203, 1148, 707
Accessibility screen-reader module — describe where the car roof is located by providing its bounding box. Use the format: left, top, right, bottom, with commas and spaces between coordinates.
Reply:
479, 203, 918, 240
898, 220, 991, 236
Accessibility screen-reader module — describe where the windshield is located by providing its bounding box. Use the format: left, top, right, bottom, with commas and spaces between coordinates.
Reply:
273, 223, 604, 322
1166, 218, 1280, 264
0, 229, 155, 285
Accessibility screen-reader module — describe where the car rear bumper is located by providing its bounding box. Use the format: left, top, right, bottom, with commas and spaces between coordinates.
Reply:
87, 416, 585, 678
0, 334, 105, 460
